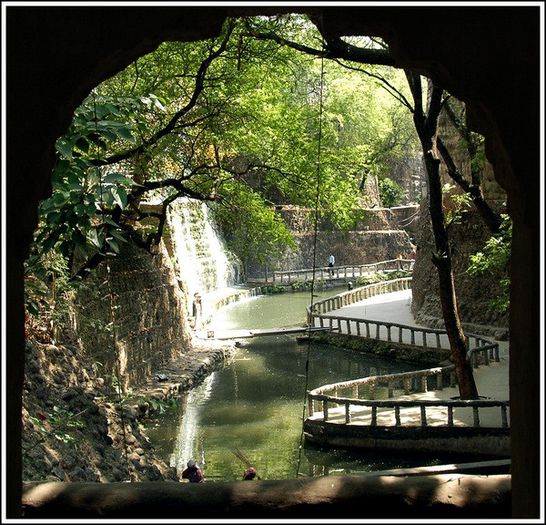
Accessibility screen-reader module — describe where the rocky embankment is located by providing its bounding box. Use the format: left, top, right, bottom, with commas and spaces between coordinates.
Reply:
22, 337, 235, 483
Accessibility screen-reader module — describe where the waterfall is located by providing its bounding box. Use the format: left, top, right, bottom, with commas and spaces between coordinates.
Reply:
167, 198, 242, 313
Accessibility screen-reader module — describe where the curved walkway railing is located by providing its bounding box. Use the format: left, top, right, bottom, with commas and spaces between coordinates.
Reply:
273, 258, 413, 284
307, 277, 412, 322
305, 279, 509, 431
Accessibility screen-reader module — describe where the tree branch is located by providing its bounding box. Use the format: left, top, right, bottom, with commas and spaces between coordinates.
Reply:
332, 58, 414, 112
91, 20, 235, 167
242, 21, 394, 66
436, 136, 502, 233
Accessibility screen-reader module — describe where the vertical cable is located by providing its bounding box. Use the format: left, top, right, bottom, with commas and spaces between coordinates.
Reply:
296, 50, 326, 478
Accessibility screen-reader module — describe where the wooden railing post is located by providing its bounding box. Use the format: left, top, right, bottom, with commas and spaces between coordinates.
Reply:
473, 407, 480, 427
501, 405, 508, 428
395, 406, 401, 426
371, 406, 377, 426
421, 376, 428, 392
420, 406, 427, 427
436, 371, 444, 390
369, 380, 376, 400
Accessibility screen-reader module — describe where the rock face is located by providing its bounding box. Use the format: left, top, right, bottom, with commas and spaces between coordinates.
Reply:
247, 204, 415, 277
74, 241, 191, 390
386, 156, 426, 205
22, 340, 179, 483
411, 108, 508, 330
288, 230, 413, 270
411, 205, 509, 331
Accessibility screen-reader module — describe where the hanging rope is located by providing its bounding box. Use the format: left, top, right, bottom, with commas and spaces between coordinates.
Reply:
296, 48, 326, 478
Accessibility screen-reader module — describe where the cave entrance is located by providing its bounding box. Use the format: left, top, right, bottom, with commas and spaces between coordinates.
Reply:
4, 4, 541, 519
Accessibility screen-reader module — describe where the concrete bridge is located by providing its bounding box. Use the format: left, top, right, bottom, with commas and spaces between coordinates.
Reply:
248, 258, 414, 286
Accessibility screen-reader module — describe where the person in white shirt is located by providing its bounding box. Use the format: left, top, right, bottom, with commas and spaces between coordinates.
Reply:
328, 254, 335, 277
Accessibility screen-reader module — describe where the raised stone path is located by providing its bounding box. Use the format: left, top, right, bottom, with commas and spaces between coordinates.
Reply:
309, 288, 510, 429
199, 325, 309, 340
193, 278, 509, 431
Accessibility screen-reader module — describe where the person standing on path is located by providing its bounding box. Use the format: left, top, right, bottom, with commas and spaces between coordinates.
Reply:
328, 254, 335, 277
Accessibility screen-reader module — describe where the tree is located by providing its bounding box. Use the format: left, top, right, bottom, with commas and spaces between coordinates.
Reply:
28, 16, 411, 295
242, 14, 480, 398
404, 73, 478, 399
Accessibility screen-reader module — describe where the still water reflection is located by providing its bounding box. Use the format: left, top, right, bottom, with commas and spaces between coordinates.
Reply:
146, 290, 482, 480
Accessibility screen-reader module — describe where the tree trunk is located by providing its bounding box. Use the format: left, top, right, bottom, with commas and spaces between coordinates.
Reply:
423, 147, 479, 399
406, 72, 479, 400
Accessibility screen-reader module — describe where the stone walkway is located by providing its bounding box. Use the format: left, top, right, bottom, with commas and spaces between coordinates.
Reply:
312, 289, 510, 428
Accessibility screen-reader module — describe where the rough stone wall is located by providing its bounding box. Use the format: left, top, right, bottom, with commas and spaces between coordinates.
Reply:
246, 202, 415, 277
435, 109, 506, 212
276, 206, 398, 234
282, 230, 412, 271
411, 108, 508, 329
386, 156, 426, 205
75, 241, 191, 390
411, 205, 508, 330
22, 340, 178, 482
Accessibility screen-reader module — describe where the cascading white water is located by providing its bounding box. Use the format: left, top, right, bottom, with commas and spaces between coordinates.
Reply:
167, 198, 242, 314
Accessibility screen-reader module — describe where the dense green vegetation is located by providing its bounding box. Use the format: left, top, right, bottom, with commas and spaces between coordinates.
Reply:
467, 214, 512, 313
25, 15, 419, 322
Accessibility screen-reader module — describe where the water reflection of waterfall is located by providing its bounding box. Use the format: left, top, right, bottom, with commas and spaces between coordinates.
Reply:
168, 198, 242, 312
170, 372, 216, 476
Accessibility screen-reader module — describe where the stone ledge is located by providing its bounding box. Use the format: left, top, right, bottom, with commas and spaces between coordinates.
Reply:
126, 340, 237, 418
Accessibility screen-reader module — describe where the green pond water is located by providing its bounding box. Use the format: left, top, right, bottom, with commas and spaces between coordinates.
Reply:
146, 289, 486, 481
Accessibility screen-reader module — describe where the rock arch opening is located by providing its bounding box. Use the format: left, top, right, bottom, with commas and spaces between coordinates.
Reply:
5, 5, 541, 518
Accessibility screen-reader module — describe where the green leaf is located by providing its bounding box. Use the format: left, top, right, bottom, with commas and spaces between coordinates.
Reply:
109, 229, 128, 243
110, 186, 128, 209
71, 229, 87, 248
103, 172, 133, 185
55, 140, 73, 159
110, 187, 123, 208
42, 230, 61, 253
87, 228, 101, 249
102, 216, 121, 228
74, 136, 90, 153
115, 127, 136, 142
106, 237, 120, 254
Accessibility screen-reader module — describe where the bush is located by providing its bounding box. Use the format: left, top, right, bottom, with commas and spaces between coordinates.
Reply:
378, 177, 404, 208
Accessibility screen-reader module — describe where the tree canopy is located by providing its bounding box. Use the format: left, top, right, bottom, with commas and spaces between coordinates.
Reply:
26, 15, 419, 316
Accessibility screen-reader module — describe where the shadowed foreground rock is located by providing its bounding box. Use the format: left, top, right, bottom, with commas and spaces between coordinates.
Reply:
22, 474, 510, 519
